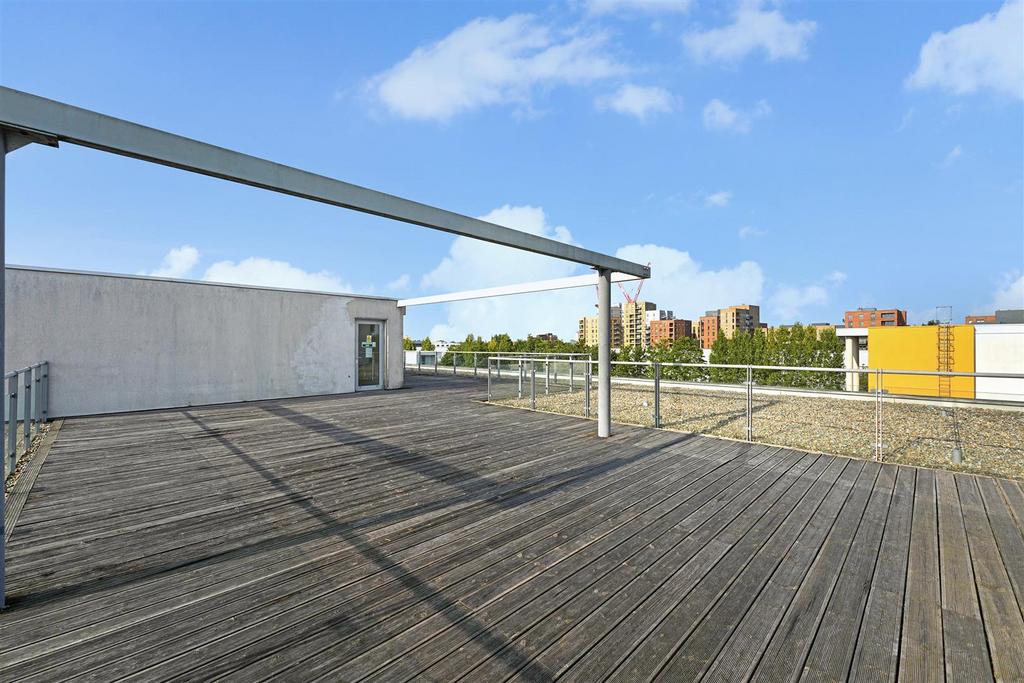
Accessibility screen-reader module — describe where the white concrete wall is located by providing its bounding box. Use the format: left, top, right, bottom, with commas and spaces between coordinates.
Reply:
4, 267, 404, 417
975, 324, 1024, 402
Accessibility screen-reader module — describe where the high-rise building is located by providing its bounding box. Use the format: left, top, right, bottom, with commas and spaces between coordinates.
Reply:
698, 311, 720, 349
622, 301, 657, 348
577, 305, 623, 347
719, 304, 761, 339
843, 307, 907, 328
650, 319, 693, 346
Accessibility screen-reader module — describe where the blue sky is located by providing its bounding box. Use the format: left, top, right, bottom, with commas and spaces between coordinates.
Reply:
1, 0, 1022, 340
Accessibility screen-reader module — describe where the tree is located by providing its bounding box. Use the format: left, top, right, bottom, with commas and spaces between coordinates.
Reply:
402, 337, 415, 351
421, 337, 435, 351
650, 337, 707, 382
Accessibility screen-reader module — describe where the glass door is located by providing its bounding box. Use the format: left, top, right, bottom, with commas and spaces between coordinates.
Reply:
356, 321, 383, 390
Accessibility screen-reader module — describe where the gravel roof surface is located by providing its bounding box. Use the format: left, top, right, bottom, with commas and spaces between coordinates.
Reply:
490, 381, 1024, 481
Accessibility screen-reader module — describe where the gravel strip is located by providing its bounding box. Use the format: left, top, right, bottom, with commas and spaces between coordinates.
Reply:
491, 383, 1024, 481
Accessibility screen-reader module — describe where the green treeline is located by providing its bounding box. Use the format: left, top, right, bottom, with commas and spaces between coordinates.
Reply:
410, 323, 843, 389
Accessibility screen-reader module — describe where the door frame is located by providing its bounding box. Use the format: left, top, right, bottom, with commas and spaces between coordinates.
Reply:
355, 319, 386, 391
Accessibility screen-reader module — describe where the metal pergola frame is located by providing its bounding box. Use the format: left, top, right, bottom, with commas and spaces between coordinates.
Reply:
0, 86, 647, 606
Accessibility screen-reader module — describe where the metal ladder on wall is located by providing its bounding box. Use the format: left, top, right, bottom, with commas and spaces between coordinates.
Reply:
936, 305, 954, 398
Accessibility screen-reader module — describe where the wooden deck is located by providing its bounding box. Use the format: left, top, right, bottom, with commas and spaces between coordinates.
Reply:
2, 374, 1023, 682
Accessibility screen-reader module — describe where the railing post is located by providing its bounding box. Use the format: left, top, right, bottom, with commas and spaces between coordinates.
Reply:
41, 362, 48, 424
417, 351, 421, 373
7, 374, 17, 473
745, 365, 753, 441
486, 359, 492, 400
569, 359, 574, 393
433, 352, 438, 375
32, 364, 41, 429
22, 369, 31, 452
530, 361, 536, 410
545, 360, 550, 395
518, 360, 524, 399
473, 352, 478, 378
654, 362, 661, 429
453, 353, 458, 376
584, 361, 591, 418
874, 369, 883, 461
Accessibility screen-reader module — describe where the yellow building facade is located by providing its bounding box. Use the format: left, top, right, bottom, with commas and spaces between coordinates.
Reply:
867, 325, 975, 399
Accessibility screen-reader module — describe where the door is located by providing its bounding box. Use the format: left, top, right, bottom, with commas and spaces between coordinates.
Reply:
356, 321, 384, 390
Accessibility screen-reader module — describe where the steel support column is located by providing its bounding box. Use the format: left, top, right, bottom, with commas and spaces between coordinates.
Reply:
1, 130, 7, 608
597, 268, 611, 438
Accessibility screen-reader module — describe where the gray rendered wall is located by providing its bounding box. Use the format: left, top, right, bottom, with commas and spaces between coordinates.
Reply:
4, 267, 404, 417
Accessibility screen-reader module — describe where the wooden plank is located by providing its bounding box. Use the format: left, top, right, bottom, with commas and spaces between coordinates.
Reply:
846, 465, 915, 682
542, 452, 837, 683
414, 451, 811, 683
598, 458, 858, 683
976, 476, 1024, 616
306, 445, 784, 683
691, 460, 877, 682
898, 467, 944, 683
475, 451, 825, 683
934, 471, 993, 682
957, 475, 1024, 681
764, 464, 897, 683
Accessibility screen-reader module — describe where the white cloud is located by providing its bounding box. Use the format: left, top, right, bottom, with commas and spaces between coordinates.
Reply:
827, 270, 847, 285
387, 274, 411, 291
422, 205, 591, 340
768, 284, 828, 321
145, 245, 199, 279
615, 243, 764, 321
595, 83, 676, 120
420, 207, 768, 339
989, 272, 1024, 310
941, 144, 962, 167
705, 190, 732, 207
683, 0, 817, 63
906, 0, 1024, 100
586, 0, 693, 15
202, 258, 352, 293
367, 14, 627, 121
738, 225, 766, 239
702, 98, 770, 133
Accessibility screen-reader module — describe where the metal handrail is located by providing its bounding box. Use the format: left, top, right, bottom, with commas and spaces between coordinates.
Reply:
4, 361, 49, 478
482, 355, 1022, 465
486, 356, 1024, 380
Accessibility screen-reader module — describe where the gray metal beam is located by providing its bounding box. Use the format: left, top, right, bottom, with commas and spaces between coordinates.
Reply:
0, 87, 650, 279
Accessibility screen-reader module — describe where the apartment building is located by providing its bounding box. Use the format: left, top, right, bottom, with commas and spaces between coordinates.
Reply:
578, 305, 623, 347
650, 318, 693, 346
622, 301, 657, 348
720, 304, 761, 339
644, 309, 674, 347
698, 311, 720, 349
843, 307, 907, 328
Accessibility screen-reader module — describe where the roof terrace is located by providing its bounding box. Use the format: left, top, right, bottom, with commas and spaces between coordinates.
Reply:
3, 373, 1022, 681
